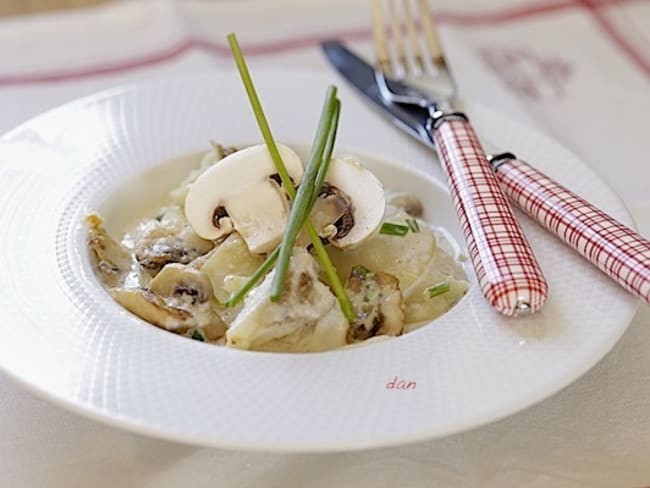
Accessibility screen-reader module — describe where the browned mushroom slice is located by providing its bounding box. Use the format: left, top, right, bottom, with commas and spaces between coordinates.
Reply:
134, 224, 214, 275
149, 263, 213, 306
345, 265, 405, 341
149, 262, 227, 340
112, 288, 192, 331
113, 283, 227, 341
135, 234, 193, 272
86, 212, 132, 288
113, 259, 228, 341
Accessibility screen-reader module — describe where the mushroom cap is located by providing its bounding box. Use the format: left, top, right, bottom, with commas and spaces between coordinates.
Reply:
184, 144, 304, 251
325, 157, 386, 249
149, 263, 213, 304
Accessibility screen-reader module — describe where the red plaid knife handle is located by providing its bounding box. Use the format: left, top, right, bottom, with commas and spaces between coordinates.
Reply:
431, 114, 548, 317
492, 154, 650, 304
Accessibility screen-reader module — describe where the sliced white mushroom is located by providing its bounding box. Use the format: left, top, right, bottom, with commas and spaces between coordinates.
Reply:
320, 157, 386, 249
184, 144, 304, 254
169, 144, 238, 206
308, 186, 349, 237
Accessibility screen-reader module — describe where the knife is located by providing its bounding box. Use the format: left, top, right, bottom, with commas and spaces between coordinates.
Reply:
322, 41, 650, 305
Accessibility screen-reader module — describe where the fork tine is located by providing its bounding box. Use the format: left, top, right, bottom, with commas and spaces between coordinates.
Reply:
371, 0, 392, 74
388, 0, 408, 74
403, 0, 425, 73
418, 0, 445, 66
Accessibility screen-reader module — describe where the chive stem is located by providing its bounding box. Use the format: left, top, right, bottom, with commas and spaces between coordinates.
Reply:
380, 222, 410, 236
224, 247, 279, 307
272, 87, 338, 300
406, 218, 420, 233
227, 34, 294, 196
308, 223, 356, 320
427, 279, 451, 298
226, 33, 355, 321
310, 99, 341, 208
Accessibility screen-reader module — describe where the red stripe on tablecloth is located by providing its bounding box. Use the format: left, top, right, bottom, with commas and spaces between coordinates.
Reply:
437, 0, 639, 25
436, 0, 577, 25
0, 0, 646, 86
0, 39, 196, 85
0, 31, 373, 85
579, 0, 650, 76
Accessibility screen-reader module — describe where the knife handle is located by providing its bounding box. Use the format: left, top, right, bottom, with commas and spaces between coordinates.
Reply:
492, 154, 650, 303
431, 114, 548, 316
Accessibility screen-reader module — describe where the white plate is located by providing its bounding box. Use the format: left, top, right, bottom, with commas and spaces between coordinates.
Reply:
0, 71, 639, 452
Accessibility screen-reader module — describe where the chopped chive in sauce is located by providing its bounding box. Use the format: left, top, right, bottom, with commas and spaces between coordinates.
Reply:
406, 218, 420, 233
427, 279, 451, 298
351, 264, 372, 278
380, 222, 409, 236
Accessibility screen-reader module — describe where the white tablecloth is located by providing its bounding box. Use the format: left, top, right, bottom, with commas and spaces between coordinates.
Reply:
1, 1, 649, 486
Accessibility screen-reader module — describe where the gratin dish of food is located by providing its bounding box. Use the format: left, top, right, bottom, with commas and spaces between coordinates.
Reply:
87, 142, 469, 353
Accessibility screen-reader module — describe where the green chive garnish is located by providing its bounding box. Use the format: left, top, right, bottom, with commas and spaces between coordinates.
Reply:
228, 34, 293, 194
380, 222, 410, 236
272, 86, 338, 301
351, 264, 372, 278
226, 34, 355, 321
309, 100, 341, 209
427, 279, 451, 298
406, 218, 420, 233
224, 247, 279, 307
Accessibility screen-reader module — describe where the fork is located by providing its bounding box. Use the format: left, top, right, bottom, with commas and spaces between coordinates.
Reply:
372, 0, 650, 306
372, 0, 454, 100
371, 0, 549, 317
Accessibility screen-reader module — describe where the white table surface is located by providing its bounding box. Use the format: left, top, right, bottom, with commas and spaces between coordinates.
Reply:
1, 1, 649, 486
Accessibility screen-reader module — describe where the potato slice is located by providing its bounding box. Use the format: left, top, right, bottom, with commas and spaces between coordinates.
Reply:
328, 211, 436, 290
201, 233, 264, 303
403, 249, 469, 327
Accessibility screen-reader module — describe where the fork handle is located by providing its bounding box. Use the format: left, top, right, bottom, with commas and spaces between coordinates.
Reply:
431, 114, 548, 316
492, 154, 650, 303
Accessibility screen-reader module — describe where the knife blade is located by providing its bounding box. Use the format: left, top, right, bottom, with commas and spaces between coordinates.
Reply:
322, 41, 434, 150
322, 41, 650, 305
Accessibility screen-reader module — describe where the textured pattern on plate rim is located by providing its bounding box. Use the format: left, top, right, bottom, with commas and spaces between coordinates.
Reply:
0, 73, 640, 451
432, 117, 548, 316
495, 157, 650, 303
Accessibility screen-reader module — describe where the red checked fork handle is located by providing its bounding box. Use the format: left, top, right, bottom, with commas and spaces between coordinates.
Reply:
492, 154, 650, 304
431, 114, 549, 317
